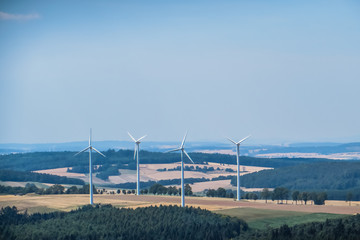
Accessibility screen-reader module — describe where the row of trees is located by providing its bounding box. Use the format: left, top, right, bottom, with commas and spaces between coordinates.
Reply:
148, 183, 193, 196
259, 188, 328, 205
0, 184, 96, 195
205, 188, 235, 198
291, 190, 327, 205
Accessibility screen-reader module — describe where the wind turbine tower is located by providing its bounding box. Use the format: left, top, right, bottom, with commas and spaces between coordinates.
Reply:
227, 135, 251, 201
128, 132, 147, 195
165, 132, 194, 207
74, 128, 106, 205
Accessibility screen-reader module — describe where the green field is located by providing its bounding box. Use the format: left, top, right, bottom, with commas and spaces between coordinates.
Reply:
214, 207, 348, 230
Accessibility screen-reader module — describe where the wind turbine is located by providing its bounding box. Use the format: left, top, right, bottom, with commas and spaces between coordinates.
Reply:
227, 135, 251, 201
128, 132, 147, 195
165, 132, 194, 207
74, 128, 106, 205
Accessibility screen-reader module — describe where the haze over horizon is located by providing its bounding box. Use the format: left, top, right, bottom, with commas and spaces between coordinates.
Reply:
1, 0, 360, 144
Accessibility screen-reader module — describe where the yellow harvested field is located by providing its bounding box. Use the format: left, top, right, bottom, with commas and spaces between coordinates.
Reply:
1, 194, 360, 215
325, 200, 360, 207
189, 180, 265, 193
190, 180, 234, 192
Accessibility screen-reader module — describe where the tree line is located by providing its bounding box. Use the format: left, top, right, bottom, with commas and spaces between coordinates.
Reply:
258, 188, 328, 205
205, 188, 235, 198
0, 169, 84, 185
145, 183, 193, 196
0, 183, 96, 195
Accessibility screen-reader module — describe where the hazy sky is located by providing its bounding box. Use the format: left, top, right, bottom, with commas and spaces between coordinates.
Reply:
1, 0, 360, 144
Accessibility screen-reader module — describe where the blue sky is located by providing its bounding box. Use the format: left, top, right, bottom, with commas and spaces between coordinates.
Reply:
1, 0, 360, 144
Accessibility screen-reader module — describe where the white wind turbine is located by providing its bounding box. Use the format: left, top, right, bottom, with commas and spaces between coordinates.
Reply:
74, 128, 106, 205
128, 132, 147, 195
165, 132, 194, 207
227, 135, 251, 201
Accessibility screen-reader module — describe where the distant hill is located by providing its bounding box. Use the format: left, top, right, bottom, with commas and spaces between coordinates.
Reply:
0, 150, 330, 172
1, 141, 360, 159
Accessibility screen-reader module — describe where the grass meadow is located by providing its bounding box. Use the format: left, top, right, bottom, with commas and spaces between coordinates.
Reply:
215, 207, 348, 230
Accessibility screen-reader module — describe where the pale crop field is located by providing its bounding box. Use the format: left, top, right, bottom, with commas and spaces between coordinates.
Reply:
35, 163, 271, 185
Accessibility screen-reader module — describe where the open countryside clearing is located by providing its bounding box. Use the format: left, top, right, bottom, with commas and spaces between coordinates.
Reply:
35, 163, 272, 192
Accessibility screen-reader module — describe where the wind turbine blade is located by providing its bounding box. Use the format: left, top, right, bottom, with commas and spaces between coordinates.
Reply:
136, 135, 147, 142
92, 147, 106, 157
164, 148, 181, 153
127, 132, 136, 142
183, 150, 194, 164
227, 137, 237, 145
181, 131, 188, 148
237, 135, 251, 144
74, 146, 90, 156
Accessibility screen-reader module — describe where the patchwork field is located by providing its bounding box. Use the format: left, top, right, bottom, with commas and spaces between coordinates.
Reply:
35, 162, 271, 189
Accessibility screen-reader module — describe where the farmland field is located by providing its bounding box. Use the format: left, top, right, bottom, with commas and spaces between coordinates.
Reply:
35, 163, 271, 185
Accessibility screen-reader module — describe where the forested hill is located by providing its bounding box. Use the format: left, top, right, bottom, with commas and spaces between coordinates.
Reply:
0, 204, 248, 240
0, 150, 330, 171
236, 161, 360, 192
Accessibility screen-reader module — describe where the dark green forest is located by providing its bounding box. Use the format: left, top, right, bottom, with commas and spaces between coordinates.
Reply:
0, 205, 248, 240
0, 169, 84, 185
233, 161, 360, 200
240, 214, 360, 240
